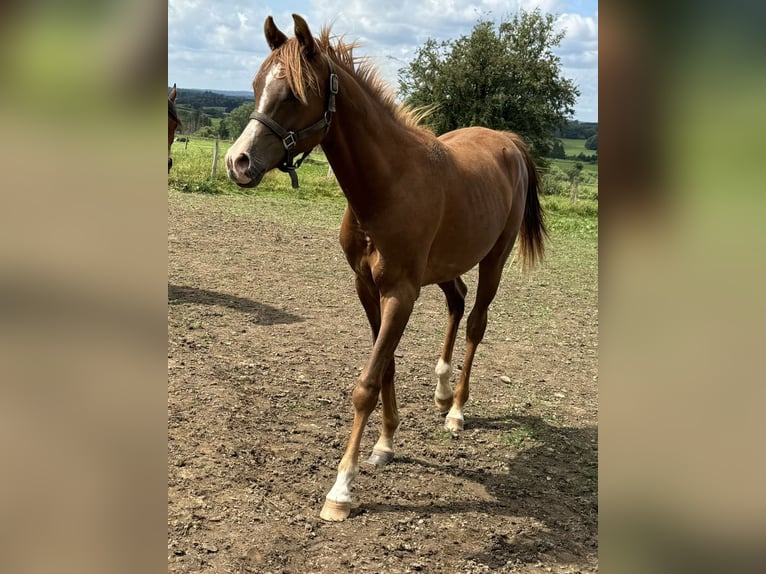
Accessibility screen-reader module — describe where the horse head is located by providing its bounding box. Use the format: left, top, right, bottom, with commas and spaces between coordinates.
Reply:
225, 14, 337, 188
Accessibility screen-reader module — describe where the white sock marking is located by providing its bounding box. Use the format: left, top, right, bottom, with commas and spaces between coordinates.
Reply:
326, 469, 356, 503
446, 405, 464, 422
434, 358, 452, 401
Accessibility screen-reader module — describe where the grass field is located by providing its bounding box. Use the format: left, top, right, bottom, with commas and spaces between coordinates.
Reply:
561, 138, 596, 157
169, 135, 599, 216
551, 138, 598, 178
549, 159, 598, 175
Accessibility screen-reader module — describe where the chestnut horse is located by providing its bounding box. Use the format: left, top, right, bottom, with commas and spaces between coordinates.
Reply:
225, 15, 547, 521
168, 84, 179, 172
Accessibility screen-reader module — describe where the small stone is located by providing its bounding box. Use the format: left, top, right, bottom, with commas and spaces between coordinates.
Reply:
500, 375, 511, 384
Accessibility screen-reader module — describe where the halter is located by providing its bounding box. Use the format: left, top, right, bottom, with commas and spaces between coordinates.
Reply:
249, 60, 339, 188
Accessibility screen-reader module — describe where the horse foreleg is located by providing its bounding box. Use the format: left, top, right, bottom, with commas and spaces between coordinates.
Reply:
320, 288, 415, 521
349, 274, 398, 467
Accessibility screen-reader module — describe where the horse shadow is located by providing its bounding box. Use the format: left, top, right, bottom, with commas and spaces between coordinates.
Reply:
168, 283, 302, 325
363, 414, 598, 569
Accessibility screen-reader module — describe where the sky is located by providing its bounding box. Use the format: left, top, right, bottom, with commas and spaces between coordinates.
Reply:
168, 1, 598, 122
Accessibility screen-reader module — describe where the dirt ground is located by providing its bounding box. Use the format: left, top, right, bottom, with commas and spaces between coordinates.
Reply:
168, 190, 598, 573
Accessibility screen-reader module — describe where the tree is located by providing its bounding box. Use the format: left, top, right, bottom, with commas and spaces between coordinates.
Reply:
398, 10, 579, 158
217, 120, 229, 140
585, 133, 598, 150
194, 126, 217, 138
549, 139, 566, 159
177, 107, 211, 135
224, 102, 255, 140
557, 120, 597, 139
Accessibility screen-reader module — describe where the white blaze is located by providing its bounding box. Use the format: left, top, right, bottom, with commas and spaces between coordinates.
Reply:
224, 63, 283, 183
257, 64, 282, 113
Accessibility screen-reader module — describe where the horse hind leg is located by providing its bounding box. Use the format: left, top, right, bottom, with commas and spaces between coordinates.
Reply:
445, 239, 516, 432
434, 277, 467, 414
368, 359, 397, 466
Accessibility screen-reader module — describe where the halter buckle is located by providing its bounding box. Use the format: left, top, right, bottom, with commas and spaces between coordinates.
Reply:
282, 132, 297, 150
328, 73, 339, 112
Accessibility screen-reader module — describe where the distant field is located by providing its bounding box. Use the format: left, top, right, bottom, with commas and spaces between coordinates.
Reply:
550, 159, 598, 175
550, 138, 598, 177
561, 138, 596, 157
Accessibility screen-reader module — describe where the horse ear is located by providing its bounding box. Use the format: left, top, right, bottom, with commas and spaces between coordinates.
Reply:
169, 84, 177, 102
292, 14, 316, 58
264, 16, 287, 50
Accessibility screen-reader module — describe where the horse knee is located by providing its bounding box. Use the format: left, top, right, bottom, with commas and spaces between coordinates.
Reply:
352, 374, 380, 413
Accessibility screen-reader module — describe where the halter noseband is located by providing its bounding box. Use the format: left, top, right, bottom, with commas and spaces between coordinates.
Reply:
248, 60, 339, 189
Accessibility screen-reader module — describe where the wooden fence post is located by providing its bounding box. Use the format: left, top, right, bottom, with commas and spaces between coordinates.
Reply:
211, 139, 219, 180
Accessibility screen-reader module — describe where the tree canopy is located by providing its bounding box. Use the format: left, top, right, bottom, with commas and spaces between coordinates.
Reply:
224, 102, 255, 140
398, 10, 579, 158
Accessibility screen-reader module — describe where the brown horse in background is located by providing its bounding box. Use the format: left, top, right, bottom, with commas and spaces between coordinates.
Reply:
168, 84, 179, 172
225, 15, 547, 521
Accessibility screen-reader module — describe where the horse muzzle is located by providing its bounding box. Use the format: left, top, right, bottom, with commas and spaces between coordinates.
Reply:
226, 151, 269, 188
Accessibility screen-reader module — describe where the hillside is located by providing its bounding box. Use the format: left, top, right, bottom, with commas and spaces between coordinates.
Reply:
170, 87, 252, 114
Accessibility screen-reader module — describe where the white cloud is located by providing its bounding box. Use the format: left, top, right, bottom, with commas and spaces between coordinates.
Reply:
555, 11, 598, 69
168, 0, 598, 120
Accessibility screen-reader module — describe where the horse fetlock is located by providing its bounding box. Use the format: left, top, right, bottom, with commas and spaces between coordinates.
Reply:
434, 394, 453, 414
367, 448, 395, 466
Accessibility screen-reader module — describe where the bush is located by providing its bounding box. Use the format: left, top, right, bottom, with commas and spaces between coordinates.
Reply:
194, 126, 217, 138
541, 165, 568, 196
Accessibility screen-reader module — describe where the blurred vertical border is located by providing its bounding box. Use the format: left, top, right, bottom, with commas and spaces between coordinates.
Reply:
601, 1, 766, 572
0, 1, 167, 573
2, 1, 766, 573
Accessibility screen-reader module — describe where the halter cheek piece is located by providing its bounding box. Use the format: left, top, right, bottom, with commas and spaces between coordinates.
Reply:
248, 60, 339, 188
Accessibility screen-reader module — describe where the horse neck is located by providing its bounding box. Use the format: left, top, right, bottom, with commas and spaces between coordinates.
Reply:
321, 65, 426, 220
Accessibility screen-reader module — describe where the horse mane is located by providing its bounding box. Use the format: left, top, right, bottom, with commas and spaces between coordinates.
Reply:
266, 26, 430, 133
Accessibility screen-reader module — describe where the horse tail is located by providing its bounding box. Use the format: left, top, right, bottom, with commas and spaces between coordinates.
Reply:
510, 134, 548, 272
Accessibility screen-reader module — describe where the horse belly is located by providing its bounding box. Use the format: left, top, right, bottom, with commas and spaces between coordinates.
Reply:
422, 207, 509, 285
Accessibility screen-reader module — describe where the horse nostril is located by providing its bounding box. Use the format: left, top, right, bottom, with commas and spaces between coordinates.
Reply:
235, 153, 251, 175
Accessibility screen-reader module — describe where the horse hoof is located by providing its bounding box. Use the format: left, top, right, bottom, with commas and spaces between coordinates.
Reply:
319, 498, 352, 522
367, 449, 394, 466
444, 416, 464, 432
434, 396, 453, 415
